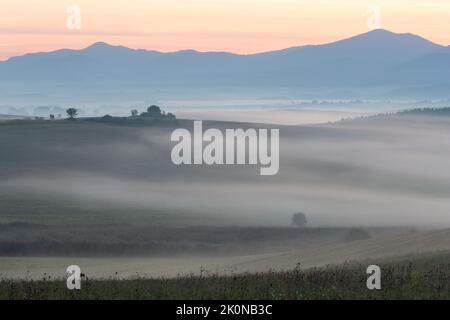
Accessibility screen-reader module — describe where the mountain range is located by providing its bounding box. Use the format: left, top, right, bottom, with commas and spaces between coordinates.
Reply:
1, 29, 449, 105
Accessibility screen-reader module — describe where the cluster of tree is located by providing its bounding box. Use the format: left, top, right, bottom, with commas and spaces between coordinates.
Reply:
61, 105, 176, 121
398, 107, 450, 116
131, 105, 176, 120
339, 107, 450, 123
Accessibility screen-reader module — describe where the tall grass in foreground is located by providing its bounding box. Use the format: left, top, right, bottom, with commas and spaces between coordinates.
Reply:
1, 253, 450, 300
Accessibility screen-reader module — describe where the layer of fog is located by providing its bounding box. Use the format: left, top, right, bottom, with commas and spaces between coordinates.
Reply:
172, 108, 371, 125
4, 98, 450, 125
2, 115, 450, 227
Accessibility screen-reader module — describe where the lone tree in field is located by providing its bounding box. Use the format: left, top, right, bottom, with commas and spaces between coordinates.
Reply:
130, 109, 139, 117
66, 108, 78, 120
291, 212, 307, 228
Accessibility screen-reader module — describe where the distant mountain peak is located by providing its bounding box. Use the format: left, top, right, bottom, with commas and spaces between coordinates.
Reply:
83, 42, 133, 54
347, 28, 440, 46
365, 28, 395, 35
86, 41, 115, 49
1, 28, 449, 101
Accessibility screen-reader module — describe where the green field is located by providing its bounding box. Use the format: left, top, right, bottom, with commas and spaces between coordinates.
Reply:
1, 252, 450, 300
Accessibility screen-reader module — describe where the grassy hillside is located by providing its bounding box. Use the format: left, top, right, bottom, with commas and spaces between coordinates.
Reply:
0, 228, 446, 280
1, 115, 450, 257
1, 251, 450, 300
0, 119, 213, 226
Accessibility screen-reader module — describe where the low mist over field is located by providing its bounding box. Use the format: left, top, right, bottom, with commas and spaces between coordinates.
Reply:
1, 114, 450, 228
2, 1, 450, 300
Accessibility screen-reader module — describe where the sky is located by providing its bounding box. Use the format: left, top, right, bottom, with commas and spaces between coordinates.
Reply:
0, 0, 449, 60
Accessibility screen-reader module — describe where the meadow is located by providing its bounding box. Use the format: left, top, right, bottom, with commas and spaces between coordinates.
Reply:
1, 252, 449, 300
1, 113, 450, 299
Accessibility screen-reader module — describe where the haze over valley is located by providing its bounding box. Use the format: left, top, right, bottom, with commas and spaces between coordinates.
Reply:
1, 21, 450, 291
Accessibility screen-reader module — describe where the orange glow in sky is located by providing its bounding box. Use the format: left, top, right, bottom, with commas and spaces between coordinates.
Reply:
0, 0, 449, 60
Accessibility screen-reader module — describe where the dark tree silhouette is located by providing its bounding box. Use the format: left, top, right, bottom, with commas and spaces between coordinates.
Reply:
291, 212, 307, 227
146, 105, 162, 117
130, 109, 139, 117
167, 112, 176, 119
137, 105, 176, 120
66, 108, 78, 120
